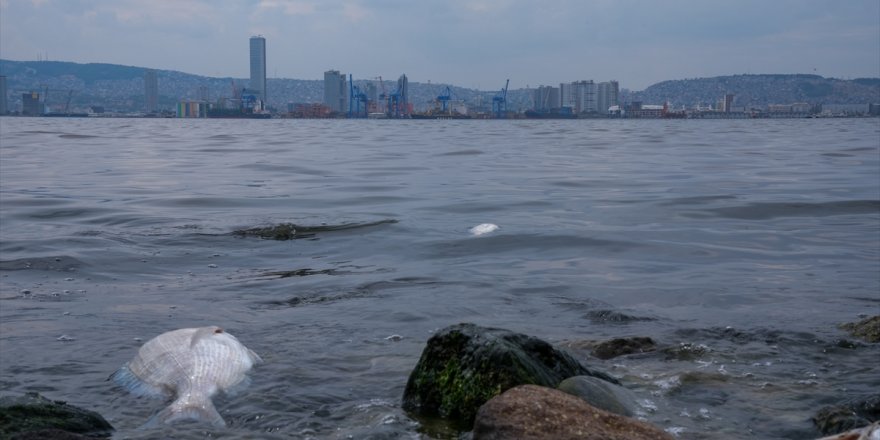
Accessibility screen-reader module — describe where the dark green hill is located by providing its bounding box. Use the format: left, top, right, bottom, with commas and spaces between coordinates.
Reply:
633, 74, 880, 108
0, 60, 146, 84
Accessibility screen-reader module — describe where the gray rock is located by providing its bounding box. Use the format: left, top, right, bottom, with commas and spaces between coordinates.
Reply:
0, 392, 113, 439
592, 336, 656, 359
402, 323, 617, 427
473, 385, 674, 440
557, 376, 639, 417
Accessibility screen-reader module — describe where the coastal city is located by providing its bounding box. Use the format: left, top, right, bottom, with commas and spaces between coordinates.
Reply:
1, 35, 878, 119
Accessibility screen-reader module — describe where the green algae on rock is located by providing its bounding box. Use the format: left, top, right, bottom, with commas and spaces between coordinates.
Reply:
839, 315, 880, 343
402, 323, 618, 427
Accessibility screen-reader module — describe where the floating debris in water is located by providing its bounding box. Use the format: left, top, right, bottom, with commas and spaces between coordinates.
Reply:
208, 264, 218, 268
111, 326, 261, 427
57, 335, 75, 342
385, 334, 403, 342
469, 223, 499, 236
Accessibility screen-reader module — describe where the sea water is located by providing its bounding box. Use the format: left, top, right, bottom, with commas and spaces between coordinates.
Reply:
1, 117, 878, 439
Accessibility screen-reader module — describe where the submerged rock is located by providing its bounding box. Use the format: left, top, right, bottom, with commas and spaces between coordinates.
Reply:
839, 316, 880, 343
0, 392, 113, 439
234, 223, 299, 240
557, 376, 640, 417
592, 336, 656, 359
813, 394, 880, 436
472, 385, 674, 440
402, 323, 617, 427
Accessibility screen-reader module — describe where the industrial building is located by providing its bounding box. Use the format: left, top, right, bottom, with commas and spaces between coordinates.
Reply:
250, 36, 267, 104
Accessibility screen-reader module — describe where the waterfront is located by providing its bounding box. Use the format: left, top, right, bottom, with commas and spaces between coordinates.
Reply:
0, 117, 878, 439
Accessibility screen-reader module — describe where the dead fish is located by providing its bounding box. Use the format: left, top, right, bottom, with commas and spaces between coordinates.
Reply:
111, 326, 262, 427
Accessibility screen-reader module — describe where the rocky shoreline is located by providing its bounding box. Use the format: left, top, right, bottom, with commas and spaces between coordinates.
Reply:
2, 316, 878, 439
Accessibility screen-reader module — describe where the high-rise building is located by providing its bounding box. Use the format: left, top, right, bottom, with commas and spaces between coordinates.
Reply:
323, 70, 346, 113
559, 82, 574, 110
723, 94, 735, 112
144, 69, 158, 113
561, 80, 597, 114
597, 81, 620, 114
533, 86, 559, 112
0, 75, 8, 114
249, 36, 267, 104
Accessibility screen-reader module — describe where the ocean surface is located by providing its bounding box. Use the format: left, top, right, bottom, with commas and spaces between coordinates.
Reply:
0, 117, 878, 439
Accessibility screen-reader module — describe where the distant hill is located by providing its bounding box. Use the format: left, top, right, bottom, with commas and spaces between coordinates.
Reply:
0, 59, 502, 113
2, 59, 877, 113
632, 74, 880, 108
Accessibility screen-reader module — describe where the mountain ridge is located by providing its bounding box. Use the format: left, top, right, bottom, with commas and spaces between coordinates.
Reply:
2, 59, 877, 113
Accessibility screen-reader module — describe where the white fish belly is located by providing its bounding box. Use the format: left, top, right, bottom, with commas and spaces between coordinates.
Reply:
113, 326, 261, 426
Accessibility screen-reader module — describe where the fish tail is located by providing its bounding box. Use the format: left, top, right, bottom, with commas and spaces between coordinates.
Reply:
145, 398, 226, 428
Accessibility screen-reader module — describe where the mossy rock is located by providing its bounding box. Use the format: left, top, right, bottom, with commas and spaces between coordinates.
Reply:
840, 315, 880, 343
0, 392, 113, 438
402, 323, 618, 427
813, 394, 880, 435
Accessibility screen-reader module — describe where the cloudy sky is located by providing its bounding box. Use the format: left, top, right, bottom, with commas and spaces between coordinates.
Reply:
1, 0, 878, 90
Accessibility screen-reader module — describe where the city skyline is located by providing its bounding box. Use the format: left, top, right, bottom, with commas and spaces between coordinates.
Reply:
1, 1, 878, 91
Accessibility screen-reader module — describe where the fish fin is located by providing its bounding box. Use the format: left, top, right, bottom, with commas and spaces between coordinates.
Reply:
248, 348, 263, 364
146, 398, 226, 428
110, 366, 168, 399
190, 326, 223, 348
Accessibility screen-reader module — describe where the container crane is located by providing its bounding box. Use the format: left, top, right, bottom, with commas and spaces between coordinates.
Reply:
348, 74, 368, 118
492, 79, 509, 119
437, 86, 452, 113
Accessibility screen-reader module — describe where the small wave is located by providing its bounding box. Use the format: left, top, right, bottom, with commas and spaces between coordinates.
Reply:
436, 149, 484, 156
696, 200, 880, 220
0, 255, 85, 271
657, 195, 739, 206
426, 234, 640, 259
58, 134, 99, 139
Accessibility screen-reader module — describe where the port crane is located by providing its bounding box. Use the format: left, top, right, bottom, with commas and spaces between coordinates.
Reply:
492, 79, 509, 119
348, 74, 369, 118
437, 86, 452, 112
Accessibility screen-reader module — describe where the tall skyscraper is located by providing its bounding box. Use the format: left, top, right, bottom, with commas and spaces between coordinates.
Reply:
0, 75, 8, 114
249, 36, 267, 104
144, 69, 158, 113
323, 70, 346, 113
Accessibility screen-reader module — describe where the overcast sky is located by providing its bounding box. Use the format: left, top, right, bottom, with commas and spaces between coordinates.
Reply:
1, 0, 878, 90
